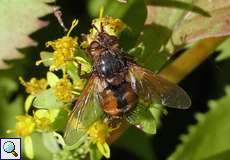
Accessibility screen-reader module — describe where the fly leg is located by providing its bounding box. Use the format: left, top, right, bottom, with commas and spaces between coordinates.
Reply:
76, 62, 91, 79
64, 57, 91, 79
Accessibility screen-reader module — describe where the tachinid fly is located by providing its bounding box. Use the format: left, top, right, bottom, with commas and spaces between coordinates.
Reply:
64, 23, 191, 145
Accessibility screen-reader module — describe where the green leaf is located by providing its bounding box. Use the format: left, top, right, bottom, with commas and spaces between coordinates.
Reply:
90, 144, 103, 160
137, 24, 171, 70
33, 88, 64, 109
0, 77, 23, 137
203, 150, 230, 160
168, 86, 230, 160
66, 62, 81, 82
42, 132, 60, 153
47, 72, 59, 87
75, 56, 92, 73
126, 105, 156, 134
39, 51, 53, 67
216, 37, 230, 61
96, 142, 110, 159
52, 109, 68, 131
24, 95, 35, 113
0, 0, 54, 69
137, 0, 197, 70
30, 133, 52, 159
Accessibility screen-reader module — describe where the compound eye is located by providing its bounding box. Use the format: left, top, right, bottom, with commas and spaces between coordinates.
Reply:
89, 41, 100, 50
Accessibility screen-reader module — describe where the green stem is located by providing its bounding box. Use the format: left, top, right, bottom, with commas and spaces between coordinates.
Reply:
108, 37, 227, 143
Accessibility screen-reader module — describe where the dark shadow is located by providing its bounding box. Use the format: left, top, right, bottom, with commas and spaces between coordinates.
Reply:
212, 56, 230, 98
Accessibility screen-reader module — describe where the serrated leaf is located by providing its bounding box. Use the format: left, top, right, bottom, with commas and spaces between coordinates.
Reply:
33, 88, 64, 109
0, 0, 55, 69
168, 86, 230, 160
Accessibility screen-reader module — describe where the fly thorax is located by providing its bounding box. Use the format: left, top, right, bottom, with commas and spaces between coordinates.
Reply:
98, 52, 126, 77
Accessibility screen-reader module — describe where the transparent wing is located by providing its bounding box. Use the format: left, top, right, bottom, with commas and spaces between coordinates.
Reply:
128, 64, 191, 109
64, 76, 103, 146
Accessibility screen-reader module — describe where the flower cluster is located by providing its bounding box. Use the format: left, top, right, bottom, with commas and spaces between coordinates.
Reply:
7, 108, 59, 159
81, 16, 126, 48
47, 36, 78, 71
88, 120, 112, 158
19, 77, 47, 95
54, 75, 74, 102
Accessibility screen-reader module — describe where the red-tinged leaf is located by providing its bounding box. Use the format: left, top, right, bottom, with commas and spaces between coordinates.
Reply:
170, 7, 230, 50
137, 0, 230, 71
0, 0, 55, 69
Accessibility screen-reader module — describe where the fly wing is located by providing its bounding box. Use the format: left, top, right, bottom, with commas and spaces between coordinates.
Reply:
128, 64, 191, 109
64, 76, 104, 146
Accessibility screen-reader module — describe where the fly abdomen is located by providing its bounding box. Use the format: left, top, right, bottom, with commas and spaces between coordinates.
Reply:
101, 82, 138, 116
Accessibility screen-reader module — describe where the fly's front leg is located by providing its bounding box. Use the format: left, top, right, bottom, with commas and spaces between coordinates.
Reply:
75, 61, 91, 79
64, 57, 91, 79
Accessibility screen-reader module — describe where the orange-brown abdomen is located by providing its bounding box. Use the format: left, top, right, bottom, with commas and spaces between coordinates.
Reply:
100, 82, 138, 117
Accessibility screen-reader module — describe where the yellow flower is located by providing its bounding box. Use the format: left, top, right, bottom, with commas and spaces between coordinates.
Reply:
54, 75, 74, 103
47, 36, 78, 71
82, 16, 126, 48
93, 16, 126, 35
15, 115, 36, 137
33, 109, 59, 132
46, 19, 79, 71
6, 115, 36, 159
34, 117, 51, 131
88, 121, 110, 144
20, 77, 47, 95
87, 121, 111, 158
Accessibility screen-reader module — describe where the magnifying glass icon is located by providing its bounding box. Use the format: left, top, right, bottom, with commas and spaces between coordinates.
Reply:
3, 141, 18, 157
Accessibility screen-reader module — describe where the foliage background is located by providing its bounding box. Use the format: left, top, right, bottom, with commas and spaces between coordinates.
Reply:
0, 0, 230, 160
